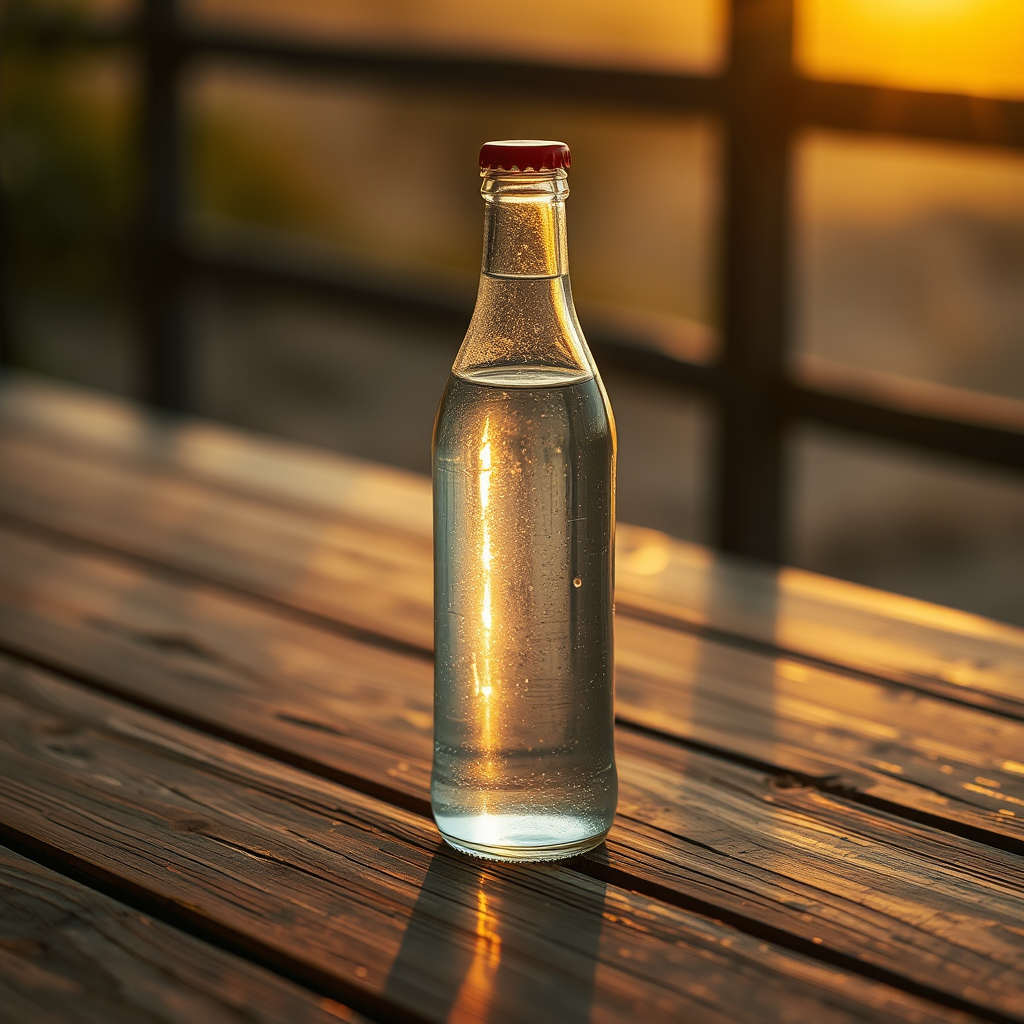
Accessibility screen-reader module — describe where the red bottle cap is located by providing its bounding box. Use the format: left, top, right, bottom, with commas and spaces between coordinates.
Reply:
479, 140, 571, 173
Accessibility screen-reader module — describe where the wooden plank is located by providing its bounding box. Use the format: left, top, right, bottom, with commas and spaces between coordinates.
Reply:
0, 525, 434, 810
0, 373, 434, 538
3, 523, 1022, 847
615, 531, 1024, 718
0, 844, 369, 1024
3, 528, 1024, 1018
0, 658, 972, 1024
614, 614, 1024, 845
3, 374, 1023, 714
0, 429, 435, 651
611, 730, 1024, 1021
2, 419, 1023, 738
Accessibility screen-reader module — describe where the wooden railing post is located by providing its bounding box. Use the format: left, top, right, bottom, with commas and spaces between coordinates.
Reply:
138, 0, 186, 409
715, 0, 795, 562
0, 185, 11, 377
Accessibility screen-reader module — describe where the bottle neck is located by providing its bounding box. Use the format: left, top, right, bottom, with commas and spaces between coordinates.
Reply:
481, 170, 569, 279
452, 167, 594, 383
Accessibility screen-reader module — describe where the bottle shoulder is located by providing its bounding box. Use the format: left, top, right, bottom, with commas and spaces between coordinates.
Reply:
452, 275, 595, 381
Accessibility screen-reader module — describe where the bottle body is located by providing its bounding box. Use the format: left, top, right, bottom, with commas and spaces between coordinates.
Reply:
432, 148, 616, 861
433, 365, 616, 860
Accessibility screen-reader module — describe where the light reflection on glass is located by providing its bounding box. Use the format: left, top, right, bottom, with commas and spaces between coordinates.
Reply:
472, 420, 495, 778
476, 420, 493, 696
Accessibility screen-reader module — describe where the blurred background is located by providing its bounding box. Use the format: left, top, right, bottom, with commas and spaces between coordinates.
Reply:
2, 0, 1023, 624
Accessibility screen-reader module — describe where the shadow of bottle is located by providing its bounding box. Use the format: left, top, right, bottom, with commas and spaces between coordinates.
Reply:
384, 842, 607, 1023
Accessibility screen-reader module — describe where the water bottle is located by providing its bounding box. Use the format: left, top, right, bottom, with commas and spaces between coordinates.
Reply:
432, 139, 617, 862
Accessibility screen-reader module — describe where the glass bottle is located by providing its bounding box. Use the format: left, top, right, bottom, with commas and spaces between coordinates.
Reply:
432, 140, 617, 862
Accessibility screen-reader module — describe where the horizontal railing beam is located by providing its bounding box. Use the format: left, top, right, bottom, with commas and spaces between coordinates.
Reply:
16, 18, 1024, 149
183, 29, 724, 113
188, 243, 1024, 473
801, 78, 1024, 152
789, 383, 1024, 473
10, 20, 720, 113
186, 243, 472, 326
183, 243, 718, 393
14, 14, 1024, 478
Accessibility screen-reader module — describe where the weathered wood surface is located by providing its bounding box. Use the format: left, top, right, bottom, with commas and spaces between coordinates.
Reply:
3, 527, 1024, 1017
4, 522, 1022, 848
3, 376, 1024, 1022
614, 615, 1024, 844
0, 656, 976, 1024
0, 845, 369, 1024
0, 525, 435, 808
2, 374, 1022, 715
0, 429, 435, 651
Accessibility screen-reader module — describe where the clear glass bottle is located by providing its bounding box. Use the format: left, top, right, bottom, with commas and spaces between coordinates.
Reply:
432, 140, 617, 862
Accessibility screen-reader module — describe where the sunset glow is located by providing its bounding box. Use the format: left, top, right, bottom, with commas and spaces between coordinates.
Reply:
797, 0, 1024, 98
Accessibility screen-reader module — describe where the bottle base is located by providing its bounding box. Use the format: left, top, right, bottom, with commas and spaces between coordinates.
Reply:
435, 813, 609, 863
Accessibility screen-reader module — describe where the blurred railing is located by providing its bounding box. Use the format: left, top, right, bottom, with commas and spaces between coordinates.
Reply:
6, 0, 1024, 562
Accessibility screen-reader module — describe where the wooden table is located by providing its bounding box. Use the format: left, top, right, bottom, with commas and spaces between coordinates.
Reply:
1, 374, 1023, 1024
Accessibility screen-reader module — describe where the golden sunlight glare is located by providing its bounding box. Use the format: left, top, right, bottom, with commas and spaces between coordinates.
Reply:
797, 0, 1024, 98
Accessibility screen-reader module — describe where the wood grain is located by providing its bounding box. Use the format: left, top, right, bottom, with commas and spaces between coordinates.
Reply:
0, 656, 973, 1024
615, 532, 1024, 719
0, 844, 369, 1024
0, 525, 434, 808
0, 429, 435, 649
4, 523, 1022, 846
614, 614, 1024, 844
2, 528, 1024, 1018
3, 374, 1023, 715
612, 730, 1024, 1021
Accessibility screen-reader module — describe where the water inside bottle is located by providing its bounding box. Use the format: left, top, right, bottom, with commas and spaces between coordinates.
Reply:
432, 364, 617, 861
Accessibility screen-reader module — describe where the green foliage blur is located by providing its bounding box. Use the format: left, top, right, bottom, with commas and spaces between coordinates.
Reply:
0, 1, 137, 299
188, 105, 331, 239
0, 0, 320, 303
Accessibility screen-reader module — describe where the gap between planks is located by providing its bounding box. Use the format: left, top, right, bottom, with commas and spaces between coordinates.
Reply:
2, 537, 1024, 1018
2, 382, 1023, 718
0, 841, 373, 1024
0, 657, 987, 1024
2, 517, 1022, 852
